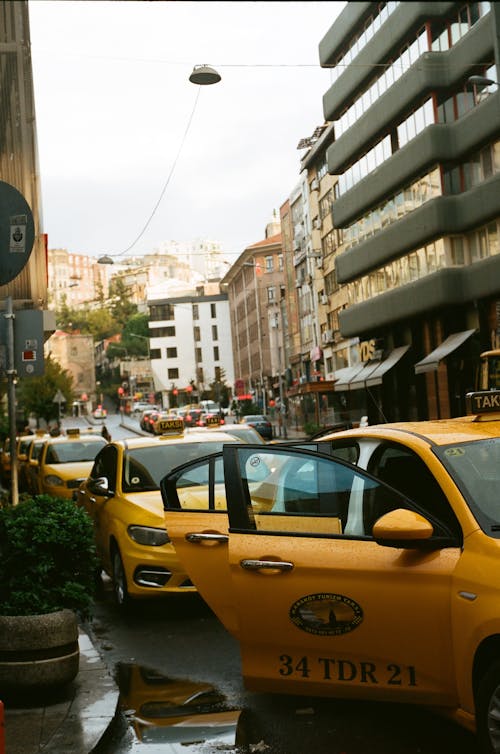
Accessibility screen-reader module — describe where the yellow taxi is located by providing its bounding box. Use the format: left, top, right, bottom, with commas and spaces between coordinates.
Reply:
160, 390, 500, 753
75, 419, 242, 608
37, 429, 108, 499
17, 431, 49, 493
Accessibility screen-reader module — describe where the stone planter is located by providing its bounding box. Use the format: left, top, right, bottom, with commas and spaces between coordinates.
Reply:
0, 609, 79, 694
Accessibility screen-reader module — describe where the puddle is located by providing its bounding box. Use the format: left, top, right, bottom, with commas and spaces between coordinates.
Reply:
116, 662, 244, 752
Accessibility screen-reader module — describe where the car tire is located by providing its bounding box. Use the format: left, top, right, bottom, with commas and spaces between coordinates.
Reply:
111, 546, 130, 609
477, 660, 500, 753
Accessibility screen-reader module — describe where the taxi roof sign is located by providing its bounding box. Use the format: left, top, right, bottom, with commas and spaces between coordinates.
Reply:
205, 415, 221, 428
158, 418, 185, 437
466, 390, 500, 417
66, 428, 81, 436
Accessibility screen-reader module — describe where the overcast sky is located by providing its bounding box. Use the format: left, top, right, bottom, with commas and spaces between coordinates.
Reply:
28, 1, 345, 263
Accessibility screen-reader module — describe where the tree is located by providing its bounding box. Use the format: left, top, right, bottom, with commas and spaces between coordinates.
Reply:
109, 277, 138, 327
17, 355, 75, 425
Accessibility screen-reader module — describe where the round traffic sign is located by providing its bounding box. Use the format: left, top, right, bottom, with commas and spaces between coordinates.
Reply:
0, 181, 35, 285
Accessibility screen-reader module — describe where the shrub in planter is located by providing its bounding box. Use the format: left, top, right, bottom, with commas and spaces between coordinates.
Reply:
0, 495, 99, 695
0, 494, 98, 617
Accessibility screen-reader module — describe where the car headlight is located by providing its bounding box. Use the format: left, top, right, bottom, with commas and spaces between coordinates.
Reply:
128, 525, 170, 546
44, 474, 65, 487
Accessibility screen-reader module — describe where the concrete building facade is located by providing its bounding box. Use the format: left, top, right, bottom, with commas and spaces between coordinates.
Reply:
316, 0, 500, 422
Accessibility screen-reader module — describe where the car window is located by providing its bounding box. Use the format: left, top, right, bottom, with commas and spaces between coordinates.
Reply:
435, 437, 500, 535
367, 443, 460, 537
122, 442, 230, 493
161, 455, 227, 511
229, 447, 457, 542
45, 440, 106, 464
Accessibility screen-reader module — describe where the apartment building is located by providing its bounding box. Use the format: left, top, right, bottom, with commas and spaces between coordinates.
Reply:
317, 0, 500, 422
147, 281, 234, 409
47, 248, 110, 308
220, 222, 284, 413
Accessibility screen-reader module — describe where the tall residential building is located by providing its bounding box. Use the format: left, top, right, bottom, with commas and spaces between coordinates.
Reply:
147, 280, 234, 408
318, 0, 500, 423
221, 225, 284, 412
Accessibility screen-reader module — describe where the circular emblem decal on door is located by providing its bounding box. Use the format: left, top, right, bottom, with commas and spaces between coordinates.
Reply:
290, 593, 364, 636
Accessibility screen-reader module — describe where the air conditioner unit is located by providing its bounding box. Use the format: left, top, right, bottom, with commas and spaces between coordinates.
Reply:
310, 178, 319, 192
317, 258, 323, 268
320, 294, 329, 305
321, 329, 333, 344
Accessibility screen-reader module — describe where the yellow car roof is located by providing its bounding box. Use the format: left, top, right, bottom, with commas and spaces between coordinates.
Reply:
321, 415, 500, 447
114, 431, 241, 451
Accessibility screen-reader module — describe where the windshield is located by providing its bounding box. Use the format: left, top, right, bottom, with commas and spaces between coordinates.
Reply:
45, 439, 106, 464
122, 441, 230, 492
435, 438, 500, 534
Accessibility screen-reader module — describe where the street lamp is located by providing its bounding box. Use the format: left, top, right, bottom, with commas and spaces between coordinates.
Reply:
97, 64, 221, 266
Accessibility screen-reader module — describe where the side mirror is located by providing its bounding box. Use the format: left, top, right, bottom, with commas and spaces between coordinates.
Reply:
88, 477, 113, 497
373, 508, 434, 548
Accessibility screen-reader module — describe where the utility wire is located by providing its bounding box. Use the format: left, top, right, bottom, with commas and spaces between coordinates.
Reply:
106, 87, 202, 259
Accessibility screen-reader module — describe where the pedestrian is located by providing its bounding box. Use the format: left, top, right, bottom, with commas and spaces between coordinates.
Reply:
101, 424, 112, 442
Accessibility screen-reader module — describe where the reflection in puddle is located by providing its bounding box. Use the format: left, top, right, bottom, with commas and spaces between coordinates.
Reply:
116, 662, 242, 751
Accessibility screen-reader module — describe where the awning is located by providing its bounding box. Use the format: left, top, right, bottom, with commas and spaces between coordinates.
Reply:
333, 364, 365, 391
348, 359, 385, 390
414, 330, 476, 374
365, 345, 411, 387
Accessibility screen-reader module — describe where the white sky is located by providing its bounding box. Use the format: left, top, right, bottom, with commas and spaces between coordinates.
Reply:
28, 0, 345, 263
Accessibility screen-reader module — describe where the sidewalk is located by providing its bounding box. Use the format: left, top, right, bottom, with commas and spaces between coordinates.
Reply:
3, 627, 119, 754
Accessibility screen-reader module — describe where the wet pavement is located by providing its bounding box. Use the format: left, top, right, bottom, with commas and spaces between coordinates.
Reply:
2, 628, 119, 754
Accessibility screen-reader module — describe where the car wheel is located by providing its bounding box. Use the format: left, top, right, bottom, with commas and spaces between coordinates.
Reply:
111, 546, 130, 608
477, 661, 500, 753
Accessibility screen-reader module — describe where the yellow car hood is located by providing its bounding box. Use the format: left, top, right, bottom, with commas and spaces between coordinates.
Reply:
121, 490, 164, 525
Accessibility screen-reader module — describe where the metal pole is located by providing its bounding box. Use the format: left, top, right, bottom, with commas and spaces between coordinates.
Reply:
5, 297, 18, 505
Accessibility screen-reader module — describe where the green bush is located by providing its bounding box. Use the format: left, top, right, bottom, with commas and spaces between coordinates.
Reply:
0, 495, 98, 617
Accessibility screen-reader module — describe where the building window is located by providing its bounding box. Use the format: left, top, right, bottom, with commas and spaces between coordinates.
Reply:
192, 304, 199, 320
194, 326, 201, 341
197, 367, 204, 383
215, 366, 221, 381
196, 347, 202, 363
210, 303, 216, 318
166, 348, 177, 358
278, 254, 284, 271
149, 303, 175, 321
265, 255, 274, 272
267, 286, 276, 302
213, 346, 220, 361
150, 348, 161, 360
212, 325, 218, 340
150, 326, 175, 337
168, 368, 179, 379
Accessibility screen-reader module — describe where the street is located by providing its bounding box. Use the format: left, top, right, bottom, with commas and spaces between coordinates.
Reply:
85, 412, 478, 754
89, 580, 477, 754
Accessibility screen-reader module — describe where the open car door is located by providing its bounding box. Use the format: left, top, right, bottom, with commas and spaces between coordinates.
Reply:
162, 445, 461, 704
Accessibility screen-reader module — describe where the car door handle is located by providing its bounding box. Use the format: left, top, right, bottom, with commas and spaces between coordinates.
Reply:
185, 532, 229, 544
240, 559, 294, 573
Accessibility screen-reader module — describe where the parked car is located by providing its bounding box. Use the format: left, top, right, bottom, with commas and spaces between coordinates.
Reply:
160, 389, 500, 752
37, 430, 107, 499
75, 426, 242, 607
242, 414, 273, 440
133, 401, 159, 415
213, 423, 265, 444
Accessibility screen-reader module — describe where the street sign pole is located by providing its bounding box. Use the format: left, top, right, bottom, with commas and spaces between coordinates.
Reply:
5, 297, 18, 505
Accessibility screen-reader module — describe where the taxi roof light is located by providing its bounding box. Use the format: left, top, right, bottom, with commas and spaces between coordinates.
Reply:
466, 390, 500, 420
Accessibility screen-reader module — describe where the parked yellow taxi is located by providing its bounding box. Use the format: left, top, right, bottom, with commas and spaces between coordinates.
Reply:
38, 429, 107, 499
75, 419, 242, 608
160, 391, 500, 753
17, 431, 49, 493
